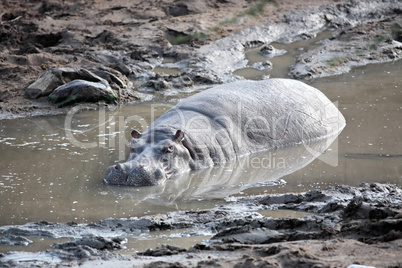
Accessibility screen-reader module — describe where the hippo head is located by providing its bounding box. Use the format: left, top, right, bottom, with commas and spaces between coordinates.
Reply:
104, 128, 191, 186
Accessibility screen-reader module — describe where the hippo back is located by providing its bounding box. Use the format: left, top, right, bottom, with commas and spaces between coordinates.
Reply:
147, 79, 345, 168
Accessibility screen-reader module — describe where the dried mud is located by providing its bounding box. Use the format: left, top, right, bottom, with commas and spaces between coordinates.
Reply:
0, 0, 401, 119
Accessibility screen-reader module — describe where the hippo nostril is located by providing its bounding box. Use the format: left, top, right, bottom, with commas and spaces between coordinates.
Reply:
136, 165, 144, 170
114, 165, 119, 170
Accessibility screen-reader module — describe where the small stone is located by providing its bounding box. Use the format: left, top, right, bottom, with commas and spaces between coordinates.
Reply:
26, 67, 106, 99
259, 45, 287, 58
251, 61, 273, 71
48, 79, 117, 107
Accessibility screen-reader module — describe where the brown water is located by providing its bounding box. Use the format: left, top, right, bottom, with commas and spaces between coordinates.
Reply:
243, 60, 402, 196
0, 50, 401, 254
232, 30, 402, 195
153, 66, 182, 75
0, 59, 400, 226
234, 30, 335, 79
153, 57, 182, 75
0, 109, 334, 226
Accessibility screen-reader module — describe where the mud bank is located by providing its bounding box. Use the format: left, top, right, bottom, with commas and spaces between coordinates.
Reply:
1, 183, 401, 267
1, 0, 401, 119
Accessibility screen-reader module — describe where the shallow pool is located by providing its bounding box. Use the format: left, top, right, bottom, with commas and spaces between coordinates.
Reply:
1, 60, 401, 230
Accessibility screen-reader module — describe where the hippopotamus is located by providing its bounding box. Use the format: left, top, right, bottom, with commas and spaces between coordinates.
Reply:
104, 79, 346, 186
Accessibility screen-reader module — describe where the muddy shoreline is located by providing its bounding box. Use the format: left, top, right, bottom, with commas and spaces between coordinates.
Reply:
1, 183, 401, 267
1, 0, 401, 119
1, 0, 402, 267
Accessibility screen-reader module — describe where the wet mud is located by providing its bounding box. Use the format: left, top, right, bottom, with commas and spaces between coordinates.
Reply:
1, 183, 401, 267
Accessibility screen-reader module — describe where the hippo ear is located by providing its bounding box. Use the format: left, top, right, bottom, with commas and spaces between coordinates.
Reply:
175, 130, 184, 142
131, 129, 141, 139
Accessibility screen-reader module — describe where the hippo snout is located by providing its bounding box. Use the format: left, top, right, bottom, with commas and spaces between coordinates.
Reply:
127, 165, 164, 186
104, 162, 165, 186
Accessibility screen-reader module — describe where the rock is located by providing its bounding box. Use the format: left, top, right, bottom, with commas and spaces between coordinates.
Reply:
51, 246, 96, 260
118, 87, 141, 103
259, 45, 287, 58
137, 245, 186, 256
188, 70, 223, 84
244, 40, 265, 49
59, 30, 85, 49
171, 75, 194, 88
47, 236, 126, 261
91, 68, 140, 102
111, 62, 131, 76
0, 235, 33, 246
166, 3, 190, 17
212, 226, 285, 244
130, 47, 159, 62
143, 78, 173, 91
1, 226, 57, 238
165, 0, 208, 17
165, 28, 193, 45
391, 22, 402, 42
48, 79, 117, 107
258, 193, 303, 205
92, 69, 127, 89
142, 73, 194, 91
52, 236, 126, 251
251, 61, 273, 71
25, 70, 61, 99
25, 67, 106, 99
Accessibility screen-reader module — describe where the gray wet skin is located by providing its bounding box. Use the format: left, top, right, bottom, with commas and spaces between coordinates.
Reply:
104, 79, 346, 186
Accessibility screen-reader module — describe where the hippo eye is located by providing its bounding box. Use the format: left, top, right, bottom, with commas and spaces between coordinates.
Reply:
165, 145, 174, 153
130, 148, 136, 153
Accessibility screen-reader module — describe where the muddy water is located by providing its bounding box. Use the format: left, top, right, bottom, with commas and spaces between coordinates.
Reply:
0, 57, 401, 254
242, 60, 402, 196
231, 31, 402, 195
153, 57, 182, 75
234, 31, 335, 79
153, 66, 182, 75
0, 60, 400, 225
0, 103, 218, 226
0, 107, 333, 226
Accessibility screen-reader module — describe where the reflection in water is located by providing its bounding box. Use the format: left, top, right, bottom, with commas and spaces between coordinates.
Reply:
107, 136, 338, 204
